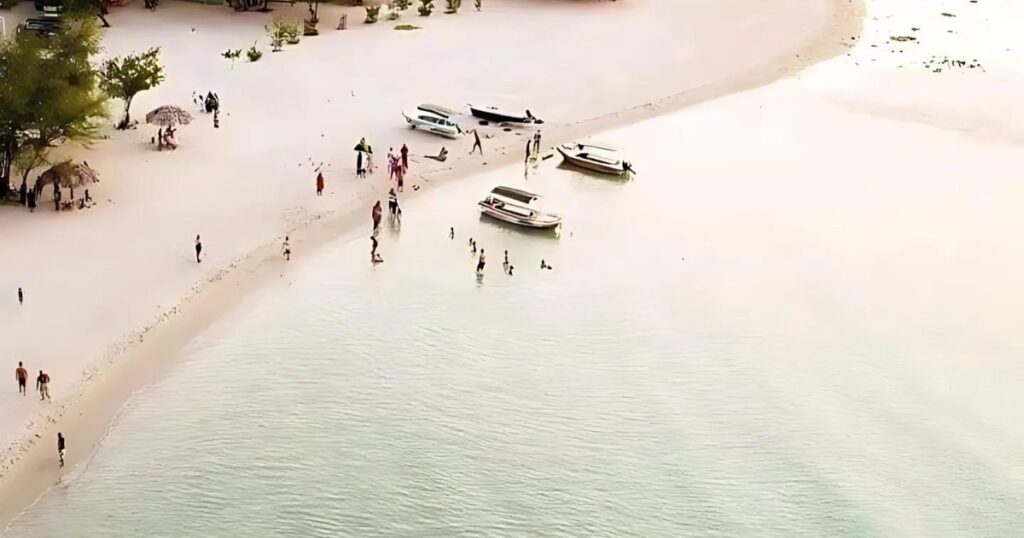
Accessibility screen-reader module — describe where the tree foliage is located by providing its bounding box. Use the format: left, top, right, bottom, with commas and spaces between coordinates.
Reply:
100, 47, 166, 129
0, 17, 108, 197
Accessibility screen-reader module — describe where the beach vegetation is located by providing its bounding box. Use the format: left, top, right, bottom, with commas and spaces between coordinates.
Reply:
365, 5, 381, 23
65, 0, 111, 28
266, 16, 296, 51
386, 5, 401, 21
0, 18, 107, 197
222, 48, 242, 68
99, 48, 166, 130
394, 24, 420, 31
246, 44, 263, 63
418, 0, 433, 16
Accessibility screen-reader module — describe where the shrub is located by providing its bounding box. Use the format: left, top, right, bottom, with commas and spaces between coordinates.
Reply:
246, 43, 263, 62
222, 48, 242, 69
365, 5, 380, 23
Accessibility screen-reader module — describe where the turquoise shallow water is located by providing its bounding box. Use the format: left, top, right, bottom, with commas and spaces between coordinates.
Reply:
5, 107, 1024, 537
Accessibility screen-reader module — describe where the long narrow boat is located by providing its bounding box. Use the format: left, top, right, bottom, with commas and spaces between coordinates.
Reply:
556, 143, 633, 176
469, 105, 542, 124
478, 186, 561, 229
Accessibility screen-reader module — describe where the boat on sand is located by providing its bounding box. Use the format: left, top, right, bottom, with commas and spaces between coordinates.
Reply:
556, 143, 633, 176
469, 105, 543, 125
403, 108, 462, 139
478, 186, 561, 229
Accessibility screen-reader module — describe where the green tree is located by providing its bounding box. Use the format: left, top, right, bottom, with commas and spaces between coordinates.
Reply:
100, 48, 165, 130
0, 16, 107, 197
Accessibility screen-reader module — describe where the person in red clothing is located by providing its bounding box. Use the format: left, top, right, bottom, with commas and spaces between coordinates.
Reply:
316, 172, 324, 196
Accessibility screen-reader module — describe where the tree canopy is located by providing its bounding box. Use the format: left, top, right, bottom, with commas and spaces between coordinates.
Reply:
100, 48, 166, 130
0, 17, 108, 197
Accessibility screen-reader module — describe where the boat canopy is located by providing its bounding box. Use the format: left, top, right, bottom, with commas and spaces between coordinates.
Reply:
490, 186, 539, 205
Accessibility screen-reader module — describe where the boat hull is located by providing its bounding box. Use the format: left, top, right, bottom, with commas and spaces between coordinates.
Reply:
403, 112, 461, 139
478, 202, 561, 229
556, 146, 625, 176
469, 106, 539, 124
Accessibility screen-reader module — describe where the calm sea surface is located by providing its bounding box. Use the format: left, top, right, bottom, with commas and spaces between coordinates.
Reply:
5, 104, 1024, 537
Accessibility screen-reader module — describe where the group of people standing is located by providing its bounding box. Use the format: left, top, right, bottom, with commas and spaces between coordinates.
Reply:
387, 145, 410, 192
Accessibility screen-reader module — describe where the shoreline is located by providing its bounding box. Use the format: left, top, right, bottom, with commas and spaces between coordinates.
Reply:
0, 0, 863, 528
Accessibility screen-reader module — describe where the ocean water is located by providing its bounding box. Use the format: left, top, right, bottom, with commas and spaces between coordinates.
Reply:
5, 100, 1024, 537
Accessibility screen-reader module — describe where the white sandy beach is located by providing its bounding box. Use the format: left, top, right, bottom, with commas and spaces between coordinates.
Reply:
0, 0, 856, 522
9, 0, 1023, 528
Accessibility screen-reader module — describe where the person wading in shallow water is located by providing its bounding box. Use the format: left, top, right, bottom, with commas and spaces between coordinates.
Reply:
282, 236, 291, 261
476, 249, 486, 274
195, 235, 203, 263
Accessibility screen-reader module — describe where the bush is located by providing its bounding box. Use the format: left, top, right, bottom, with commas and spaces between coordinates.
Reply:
246, 44, 263, 62
222, 48, 242, 68
365, 5, 380, 23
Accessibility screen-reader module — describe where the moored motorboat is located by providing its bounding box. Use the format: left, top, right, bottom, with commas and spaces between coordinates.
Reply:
469, 105, 542, 124
557, 143, 633, 176
417, 103, 459, 119
478, 186, 561, 229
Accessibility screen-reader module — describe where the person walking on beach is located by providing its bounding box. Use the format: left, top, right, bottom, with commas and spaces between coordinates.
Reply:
372, 201, 383, 234
195, 235, 203, 263
282, 236, 291, 261
316, 172, 324, 196
533, 130, 542, 154
370, 235, 383, 263
18, 287, 23, 305
400, 144, 409, 172
503, 250, 510, 273
476, 249, 486, 273
450, 227, 454, 240
16, 362, 28, 396
387, 148, 396, 180
395, 162, 405, 192
470, 129, 483, 155
57, 433, 66, 468
388, 188, 398, 217
525, 139, 532, 163
356, 151, 365, 178
36, 370, 50, 401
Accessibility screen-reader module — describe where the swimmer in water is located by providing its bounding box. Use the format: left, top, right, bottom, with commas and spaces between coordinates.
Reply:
476, 249, 486, 273
450, 227, 455, 240
471, 242, 477, 254
508, 265, 514, 276
541, 259, 553, 270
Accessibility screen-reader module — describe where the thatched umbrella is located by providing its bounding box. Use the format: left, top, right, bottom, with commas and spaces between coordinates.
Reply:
36, 161, 100, 205
145, 105, 194, 127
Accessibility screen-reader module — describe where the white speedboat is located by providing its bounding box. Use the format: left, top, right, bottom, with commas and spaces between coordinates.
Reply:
403, 108, 462, 139
557, 143, 633, 176
478, 186, 561, 229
